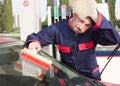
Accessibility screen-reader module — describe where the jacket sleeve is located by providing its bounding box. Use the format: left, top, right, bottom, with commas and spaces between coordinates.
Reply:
92, 12, 120, 45
24, 24, 59, 47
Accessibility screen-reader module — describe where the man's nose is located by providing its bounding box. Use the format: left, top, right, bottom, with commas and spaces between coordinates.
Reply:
80, 23, 85, 29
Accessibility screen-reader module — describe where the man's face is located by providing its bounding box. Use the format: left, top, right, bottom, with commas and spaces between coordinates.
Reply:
70, 15, 92, 34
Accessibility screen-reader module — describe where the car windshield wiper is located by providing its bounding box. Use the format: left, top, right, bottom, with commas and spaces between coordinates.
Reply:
94, 43, 120, 82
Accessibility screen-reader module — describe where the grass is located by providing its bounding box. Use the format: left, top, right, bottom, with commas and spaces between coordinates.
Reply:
117, 29, 120, 32
0, 31, 20, 39
11, 36, 20, 39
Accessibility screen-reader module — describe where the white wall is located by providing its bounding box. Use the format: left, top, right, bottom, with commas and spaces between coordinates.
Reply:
97, 57, 120, 84
97, 3, 110, 21
19, 0, 40, 41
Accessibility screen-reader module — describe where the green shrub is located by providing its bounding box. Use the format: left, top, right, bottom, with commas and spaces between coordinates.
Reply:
116, 19, 120, 28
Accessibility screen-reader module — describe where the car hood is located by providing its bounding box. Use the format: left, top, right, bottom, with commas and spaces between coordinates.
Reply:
99, 81, 120, 86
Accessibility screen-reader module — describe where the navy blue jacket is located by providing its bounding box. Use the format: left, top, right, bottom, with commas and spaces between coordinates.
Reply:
25, 12, 120, 79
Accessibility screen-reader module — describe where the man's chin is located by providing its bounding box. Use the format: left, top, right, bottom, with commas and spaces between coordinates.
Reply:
77, 32, 84, 34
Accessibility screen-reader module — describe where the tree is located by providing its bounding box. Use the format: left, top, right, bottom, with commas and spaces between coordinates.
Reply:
47, 0, 52, 6
47, 0, 68, 6
2, 0, 13, 33
0, 1, 3, 32
116, 19, 120, 28
96, 0, 102, 3
60, 0, 68, 5
96, 0, 116, 26
106, 0, 116, 26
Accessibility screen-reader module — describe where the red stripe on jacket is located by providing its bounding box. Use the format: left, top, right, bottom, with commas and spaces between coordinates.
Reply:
94, 12, 102, 29
78, 41, 94, 50
57, 44, 70, 53
92, 66, 99, 73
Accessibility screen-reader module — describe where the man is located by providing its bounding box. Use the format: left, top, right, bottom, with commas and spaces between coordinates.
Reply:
24, 0, 120, 80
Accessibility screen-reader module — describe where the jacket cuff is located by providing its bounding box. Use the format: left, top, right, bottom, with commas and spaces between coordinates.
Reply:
24, 39, 41, 48
93, 12, 102, 29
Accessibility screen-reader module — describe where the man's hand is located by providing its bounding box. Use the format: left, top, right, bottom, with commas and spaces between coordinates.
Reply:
90, 9, 98, 23
28, 42, 41, 52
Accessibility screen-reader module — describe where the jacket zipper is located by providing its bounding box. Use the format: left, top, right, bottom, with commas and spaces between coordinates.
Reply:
74, 34, 78, 70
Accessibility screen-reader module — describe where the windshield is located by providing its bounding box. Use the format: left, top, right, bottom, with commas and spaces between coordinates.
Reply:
0, 41, 105, 86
